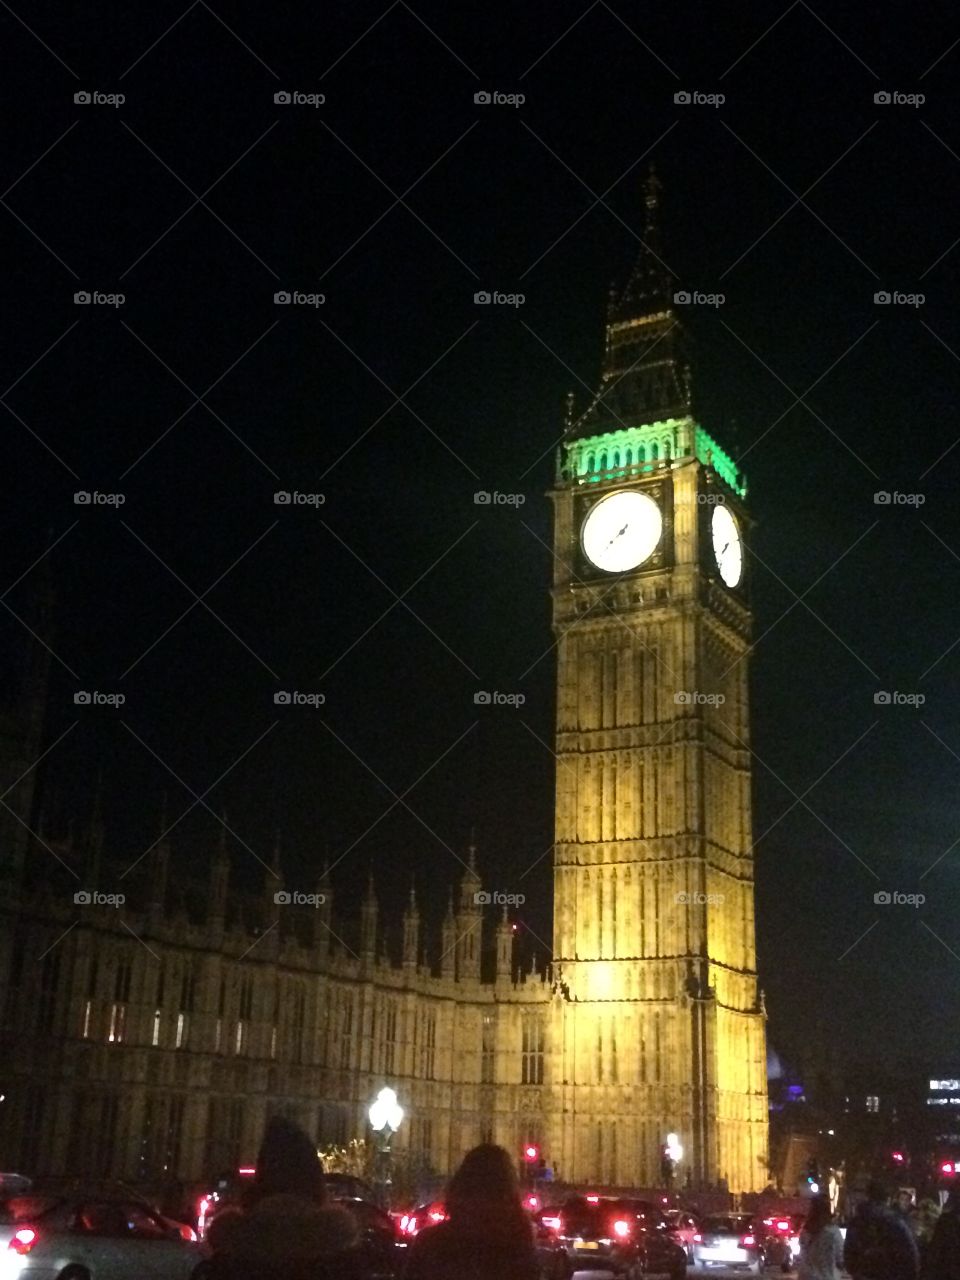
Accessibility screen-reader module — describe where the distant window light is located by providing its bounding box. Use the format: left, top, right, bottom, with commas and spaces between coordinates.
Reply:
108, 1003, 126, 1044
81, 999, 92, 1040
152, 1009, 161, 1047
866, 1095, 880, 1113
931, 1079, 960, 1091
175, 1012, 186, 1049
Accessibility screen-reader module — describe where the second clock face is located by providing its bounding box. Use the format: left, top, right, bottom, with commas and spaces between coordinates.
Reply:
711, 503, 743, 587
581, 490, 662, 572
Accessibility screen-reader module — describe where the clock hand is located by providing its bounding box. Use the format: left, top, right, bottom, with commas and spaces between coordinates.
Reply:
603, 522, 630, 552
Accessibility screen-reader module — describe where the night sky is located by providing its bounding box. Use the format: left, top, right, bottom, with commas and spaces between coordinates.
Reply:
2, 0, 959, 1072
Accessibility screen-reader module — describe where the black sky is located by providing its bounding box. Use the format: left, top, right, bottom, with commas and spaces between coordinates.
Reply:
2, 0, 960, 1071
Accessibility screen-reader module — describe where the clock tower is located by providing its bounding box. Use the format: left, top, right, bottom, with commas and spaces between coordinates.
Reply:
547, 171, 768, 1190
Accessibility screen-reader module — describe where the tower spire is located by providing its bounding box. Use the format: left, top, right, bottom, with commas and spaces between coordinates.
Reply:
570, 166, 691, 442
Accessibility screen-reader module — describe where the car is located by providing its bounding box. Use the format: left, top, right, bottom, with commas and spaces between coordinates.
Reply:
552, 1195, 687, 1280
0, 1192, 207, 1278
333, 1195, 404, 1279
611, 1199, 689, 1280
760, 1212, 803, 1271
664, 1208, 701, 1260
692, 1213, 764, 1272
531, 1209, 574, 1280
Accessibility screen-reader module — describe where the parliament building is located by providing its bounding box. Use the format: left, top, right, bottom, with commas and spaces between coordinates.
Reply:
0, 177, 769, 1194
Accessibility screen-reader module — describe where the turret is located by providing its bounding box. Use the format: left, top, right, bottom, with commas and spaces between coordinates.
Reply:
402, 882, 419, 971
360, 870, 378, 968
455, 843, 482, 981
496, 906, 514, 983
440, 890, 456, 980
315, 861, 332, 957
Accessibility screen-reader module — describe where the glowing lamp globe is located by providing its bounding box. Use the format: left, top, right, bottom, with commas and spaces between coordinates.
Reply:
369, 1087, 404, 1133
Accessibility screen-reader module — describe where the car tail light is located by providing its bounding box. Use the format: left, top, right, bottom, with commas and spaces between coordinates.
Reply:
776, 1219, 790, 1232
741, 1234, 756, 1247
693, 1232, 703, 1243
543, 1216, 562, 1232
9, 1227, 38, 1255
429, 1209, 446, 1223
525, 1195, 540, 1212
612, 1219, 631, 1239
586, 1194, 599, 1203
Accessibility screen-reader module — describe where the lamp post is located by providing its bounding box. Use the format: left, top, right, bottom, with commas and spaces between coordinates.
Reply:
369, 1087, 404, 1208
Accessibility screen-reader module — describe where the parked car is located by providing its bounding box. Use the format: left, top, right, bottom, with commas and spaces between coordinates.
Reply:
0, 1192, 206, 1277
692, 1213, 764, 1272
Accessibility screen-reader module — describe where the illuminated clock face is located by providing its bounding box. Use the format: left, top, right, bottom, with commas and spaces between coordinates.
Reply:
711, 503, 743, 587
581, 490, 662, 572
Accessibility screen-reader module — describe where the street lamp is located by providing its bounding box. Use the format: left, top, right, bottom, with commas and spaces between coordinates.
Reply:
369, 1087, 404, 1208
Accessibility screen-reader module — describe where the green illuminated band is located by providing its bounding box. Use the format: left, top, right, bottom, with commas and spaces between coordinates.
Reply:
565, 415, 746, 497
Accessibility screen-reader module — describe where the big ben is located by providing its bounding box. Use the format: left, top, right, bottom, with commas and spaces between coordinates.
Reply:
546, 171, 768, 1191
